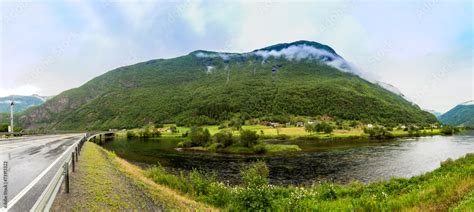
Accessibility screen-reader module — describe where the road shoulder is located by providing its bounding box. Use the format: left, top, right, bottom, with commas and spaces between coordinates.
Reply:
51, 142, 213, 211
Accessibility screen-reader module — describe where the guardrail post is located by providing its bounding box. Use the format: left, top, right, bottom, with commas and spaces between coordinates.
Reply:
63, 163, 69, 193
71, 152, 75, 172
75, 147, 79, 162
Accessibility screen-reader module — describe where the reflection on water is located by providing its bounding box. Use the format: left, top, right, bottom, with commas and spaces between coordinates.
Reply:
103, 131, 474, 185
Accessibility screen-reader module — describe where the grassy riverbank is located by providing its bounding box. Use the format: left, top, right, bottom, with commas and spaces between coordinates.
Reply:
145, 153, 474, 210
51, 142, 213, 211
58, 142, 473, 210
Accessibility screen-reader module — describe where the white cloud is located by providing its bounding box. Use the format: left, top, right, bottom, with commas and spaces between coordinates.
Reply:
0, 85, 41, 97
0, 0, 471, 112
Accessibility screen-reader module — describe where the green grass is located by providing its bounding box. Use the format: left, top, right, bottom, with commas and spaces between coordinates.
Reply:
453, 190, 474, 210
265, 144, 301, 153
52, 142, 214, 210
185, 143, 302, 154
52, 142, 159, 210
145, 153, 474, 210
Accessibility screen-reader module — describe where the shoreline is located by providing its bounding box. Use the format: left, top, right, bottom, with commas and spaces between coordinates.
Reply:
59, 142, 473, 210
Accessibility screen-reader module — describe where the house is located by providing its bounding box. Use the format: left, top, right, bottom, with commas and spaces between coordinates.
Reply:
296, 121, 304, 127
307, 120, 315, 125
367, 124, 374, 128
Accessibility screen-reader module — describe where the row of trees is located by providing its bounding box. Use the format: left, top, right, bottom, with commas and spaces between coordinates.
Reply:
184, 127, 260, 149
363, 127, 394, 138
0, 124, 22, 133
126, 125, 161, 138
305, 122, 334, 134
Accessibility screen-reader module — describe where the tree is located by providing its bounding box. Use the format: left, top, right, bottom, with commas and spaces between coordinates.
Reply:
240, 129, 259, 147
0, 124, 8, 132
305, 124, 315, 133
349, 120, 358, 128
440, 125, 460, 135
213, 130, 235, 147
229, 118, 243, 130
190, 127, 211, 146
305, 122, 333, 134
363, 126, 393, 138
323, 124, 333, 134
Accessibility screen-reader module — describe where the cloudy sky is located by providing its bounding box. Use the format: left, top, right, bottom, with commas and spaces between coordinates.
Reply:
0, 0, 472, 112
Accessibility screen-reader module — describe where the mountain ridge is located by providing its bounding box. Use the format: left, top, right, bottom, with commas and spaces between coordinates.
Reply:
439, 100, 474, 127
17, 40, 437, 130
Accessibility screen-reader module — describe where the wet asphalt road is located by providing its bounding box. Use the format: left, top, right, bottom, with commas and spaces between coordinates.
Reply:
0, 134, 84, 211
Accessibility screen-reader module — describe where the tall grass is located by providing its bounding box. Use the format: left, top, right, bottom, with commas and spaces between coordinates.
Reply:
145, 154, 474, 210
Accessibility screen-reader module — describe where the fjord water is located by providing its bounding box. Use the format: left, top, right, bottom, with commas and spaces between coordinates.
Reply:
103, 131, 474, 185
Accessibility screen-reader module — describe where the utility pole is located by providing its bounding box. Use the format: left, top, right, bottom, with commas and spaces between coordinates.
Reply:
9, 101, 14, 134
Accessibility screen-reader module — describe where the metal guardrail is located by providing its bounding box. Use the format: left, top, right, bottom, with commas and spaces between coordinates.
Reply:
30, 135, 88, 211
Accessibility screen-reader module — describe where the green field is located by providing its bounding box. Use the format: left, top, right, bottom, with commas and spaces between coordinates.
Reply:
154, 124, 444, 140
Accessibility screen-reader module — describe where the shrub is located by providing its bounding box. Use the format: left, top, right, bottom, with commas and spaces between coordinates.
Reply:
200, 182, 232, 207
213, 130, 235, 147
126, 130, 136, 138
233, 161, 273, 210
323, 124, 334, 134
305, 122, 333, 134
349, 120, 358, 128
218, 124, 226, 129
440, 125, 459, 135
189, 127, 211, 146
142, 128, 151, 138
276, 134, 290, 140
208, 143, 224, 151
240, 161, 269, 187
177, 140, 193, 148
151, 130, 161, 137
240, 129, 259, 147
253, 143, 267, 154
189, 169, 216, 196
0, 124, 8, 132
363, 127, 394, 139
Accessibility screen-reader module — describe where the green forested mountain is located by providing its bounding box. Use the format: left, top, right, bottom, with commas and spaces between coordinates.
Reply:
18, 41, 437, 130
439, 101, 474, 127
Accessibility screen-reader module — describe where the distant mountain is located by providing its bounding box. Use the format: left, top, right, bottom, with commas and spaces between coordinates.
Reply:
19, 40, 437, 130
425, 109, 442, 117
0, 95, 48, 113
439, 100, 474, 127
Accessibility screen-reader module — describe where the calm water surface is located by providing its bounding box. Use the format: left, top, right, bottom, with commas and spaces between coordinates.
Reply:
103, 130, 474, 185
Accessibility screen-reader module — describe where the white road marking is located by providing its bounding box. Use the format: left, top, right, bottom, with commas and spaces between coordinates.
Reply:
0, 135, 77, 154
5, 135, 83, 210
